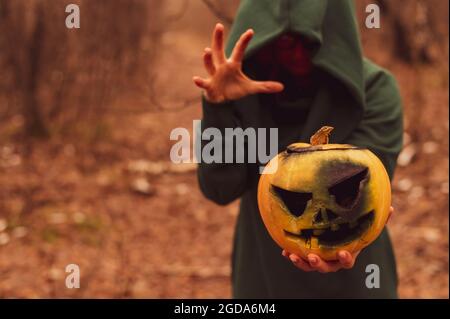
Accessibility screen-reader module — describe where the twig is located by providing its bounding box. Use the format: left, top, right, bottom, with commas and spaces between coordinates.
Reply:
146, 74, 200, 112
165, 0, 189, 23
201, 0, 233, 25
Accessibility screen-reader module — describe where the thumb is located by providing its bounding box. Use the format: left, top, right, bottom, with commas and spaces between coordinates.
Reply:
337, 251, 355, 269
248, 81, 284, 95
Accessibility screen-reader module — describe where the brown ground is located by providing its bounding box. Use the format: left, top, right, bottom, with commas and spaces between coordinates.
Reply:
0, 1, 448, 298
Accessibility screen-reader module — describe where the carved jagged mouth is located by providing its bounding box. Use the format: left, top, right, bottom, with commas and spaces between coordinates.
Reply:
284, 210, 375, 247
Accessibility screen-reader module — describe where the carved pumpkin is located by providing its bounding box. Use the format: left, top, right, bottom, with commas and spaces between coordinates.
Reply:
257, 126, 391, 261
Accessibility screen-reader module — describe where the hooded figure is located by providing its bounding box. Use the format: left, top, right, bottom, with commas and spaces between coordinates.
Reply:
195, 0, 403, 298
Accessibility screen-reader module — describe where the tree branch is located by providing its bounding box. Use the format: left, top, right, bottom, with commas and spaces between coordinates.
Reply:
201, 0, 233, 25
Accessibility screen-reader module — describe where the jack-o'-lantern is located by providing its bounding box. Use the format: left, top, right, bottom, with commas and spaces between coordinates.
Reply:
257, 126, 391, 261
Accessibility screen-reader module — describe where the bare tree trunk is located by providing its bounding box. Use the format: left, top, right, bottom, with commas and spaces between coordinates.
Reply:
1, 0, 48, 138
22, 3, 48, 138
377, 0, 444, 64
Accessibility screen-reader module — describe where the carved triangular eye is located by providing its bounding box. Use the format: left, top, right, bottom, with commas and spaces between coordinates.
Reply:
272, 185, 312, 217
328, 167, 369, 209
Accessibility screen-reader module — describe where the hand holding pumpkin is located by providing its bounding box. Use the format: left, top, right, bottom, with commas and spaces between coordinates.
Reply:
193, 23, 284, 103
282, 206, 394, 273
282, 249, 360, 273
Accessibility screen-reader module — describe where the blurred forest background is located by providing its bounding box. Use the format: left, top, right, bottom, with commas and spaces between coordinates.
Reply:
0, 0, 448, 298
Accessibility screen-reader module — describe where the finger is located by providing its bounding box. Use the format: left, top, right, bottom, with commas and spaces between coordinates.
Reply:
203, 48, 216, 75
212, 23, 226, 64
281, 250, 290, 259
289, 254, 314, 272
337, 251, 356, 269
230, 29, 254, 63
387, 206, 394, 223
192, 76, 211, 90
248, 81, 284, 95
307, 254, 341, 273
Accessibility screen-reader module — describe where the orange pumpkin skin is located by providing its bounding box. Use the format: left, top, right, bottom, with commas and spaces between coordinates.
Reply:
257, 142, 391, 261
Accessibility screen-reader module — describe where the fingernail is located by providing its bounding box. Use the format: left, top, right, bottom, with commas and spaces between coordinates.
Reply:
338, 251, 348, 259
308, 256, 317, 264
290, 256, 299, 263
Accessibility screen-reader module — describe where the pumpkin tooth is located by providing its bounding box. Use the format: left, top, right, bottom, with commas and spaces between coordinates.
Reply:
313, 229, 325, 236
310, 237, 319, 248
330, 224, 340, 231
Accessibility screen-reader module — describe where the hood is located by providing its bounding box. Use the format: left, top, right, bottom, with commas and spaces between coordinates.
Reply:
225, 0, 366, 143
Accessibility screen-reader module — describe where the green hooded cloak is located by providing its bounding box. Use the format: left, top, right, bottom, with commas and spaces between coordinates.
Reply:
197, 0, 403, 298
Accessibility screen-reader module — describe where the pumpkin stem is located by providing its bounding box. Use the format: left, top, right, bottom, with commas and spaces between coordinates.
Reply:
310, 126, 334, 146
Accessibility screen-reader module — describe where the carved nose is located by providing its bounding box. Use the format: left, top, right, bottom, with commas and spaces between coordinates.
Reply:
313, 208, 339, 224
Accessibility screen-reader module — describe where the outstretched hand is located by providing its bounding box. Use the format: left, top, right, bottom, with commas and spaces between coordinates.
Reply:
193, 23, 284, 103
283, 206, 394, 273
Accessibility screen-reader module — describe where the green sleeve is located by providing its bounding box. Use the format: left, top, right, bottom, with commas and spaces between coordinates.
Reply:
197, 97, 249, 205
345, 62, 404, 180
